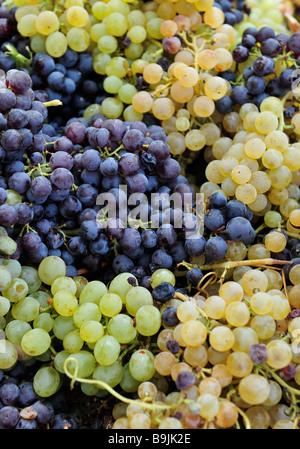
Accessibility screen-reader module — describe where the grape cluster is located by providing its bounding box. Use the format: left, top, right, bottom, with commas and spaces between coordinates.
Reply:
110, 264, 300, 430
0, 0, 299, 432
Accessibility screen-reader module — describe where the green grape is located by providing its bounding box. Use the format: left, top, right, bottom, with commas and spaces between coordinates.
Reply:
109, 273, 138, 303
0, 235, 17, 256
135, 305, 161, 336
73, 302, 102, 327
11, 296, 40, 322
99, 293, 122, 317
127, 25, 147, 44
93, 335, 120, 366
146, 17, 164, 39
0, 340, 18, 369
127, 10, 146, 28
90, 23, 108, 42
125, 286, 153, 316
0, 317, 5, 330
63, 329, 84, 353
33, 366, 60, 397
33, 313, 54, 332
118, 84, 138, 104
150, 269, 176, 288
80, 378, 100, 396
123, 105, 143, 122
93, 53, 111, 75
91, 1, 106, 20
35, 10, 59, 35
38, 256, 66, 285
79, 280, 107, 305
107, 314, 137, 343
73, 276, 88, 298
52, 316, 77, 340
30, 291, 50, 309
65, 351, 96, 378
106, 12, 128, 36
66, 27, 90, 52
0, 258, 21, 278
45, 31, 68, 58
92, 360, 124, 389
2, 278, 28, 302
79, 320, 104, 343
51, 276, 77, 296
103, 76, 124, 94
0, 267, 12, 291
30, 33, 46, 53
19, 266, 41, 294
97, 35, 118, 54
83, 104, 102, 121
5, 190, 22, 206
105, 56, 129, 78
105, 0, 130, 16
120, 362, 141, 393
53, 290, 78, 317
5, 320, 31, 345
101, 98, 123, 119
0, 296, 10, 317
264, 211, 282, 228
0, 227, 7, 236
54, 350, 70, 373
17, 13, 37, 37
124, 43, 144, 59
21, 328, 51, 356
129, 349, 156, 382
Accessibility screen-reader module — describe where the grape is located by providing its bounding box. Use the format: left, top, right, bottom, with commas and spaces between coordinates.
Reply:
94, 335, 120, 366
129, 349, 155, 382
21, 328, 51, 356
0, 340, 18, 369
33, 366, 60, 398
93, 360, 124, 389
38, 256, 66, 285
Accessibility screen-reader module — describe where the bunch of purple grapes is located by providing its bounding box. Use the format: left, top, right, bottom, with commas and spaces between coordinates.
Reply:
217, 26, 300, 114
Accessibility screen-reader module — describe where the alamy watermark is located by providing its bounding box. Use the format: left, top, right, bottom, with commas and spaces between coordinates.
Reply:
95, 185, 205, 239
292, 69, 300, 96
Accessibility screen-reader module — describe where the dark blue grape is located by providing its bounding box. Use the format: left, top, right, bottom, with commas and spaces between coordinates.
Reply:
152, 282, 175, 303
226, 217, 254, 243
205, 236, 228, 261
186, 267, 203, 286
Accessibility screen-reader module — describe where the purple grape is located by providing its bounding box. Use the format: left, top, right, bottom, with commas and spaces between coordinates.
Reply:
102, 119, 125, 141
118, 152, 140, 175
0, 87, 16, 111
49, 151, 74, 170
175, 372, 195, 390
0, 406, 19, 428
0, 204, 17, 226
0, 383, 19, 406
65, 121, 87, 144
30, 176, 52, 199
249, 344, 268, 364
22, 231, 42, 252
50, 167, 74, 190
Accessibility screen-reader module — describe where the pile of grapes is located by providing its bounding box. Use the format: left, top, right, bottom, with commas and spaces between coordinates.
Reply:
0, 0, 300, 430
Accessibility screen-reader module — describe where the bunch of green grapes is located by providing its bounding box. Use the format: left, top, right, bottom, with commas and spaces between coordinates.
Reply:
0, 254, 179, 401
199, 96, 300, 222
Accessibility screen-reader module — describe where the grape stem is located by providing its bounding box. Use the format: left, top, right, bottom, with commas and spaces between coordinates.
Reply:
178, 258, 292, 272
63, 357, 175, 411
261, 364, 300, 396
